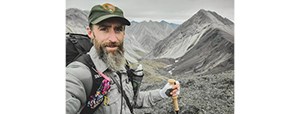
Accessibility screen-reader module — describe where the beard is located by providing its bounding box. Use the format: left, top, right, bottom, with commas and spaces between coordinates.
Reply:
92, 37, 126, 71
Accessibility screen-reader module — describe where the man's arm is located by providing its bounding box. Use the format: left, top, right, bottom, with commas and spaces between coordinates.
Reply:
66, 62, 93, 114
66, 74, 86, 114
134, 80, 180, 108
134, 89, 164, 108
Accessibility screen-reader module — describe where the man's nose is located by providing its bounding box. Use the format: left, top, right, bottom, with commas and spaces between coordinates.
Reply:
108, 30, 118, 42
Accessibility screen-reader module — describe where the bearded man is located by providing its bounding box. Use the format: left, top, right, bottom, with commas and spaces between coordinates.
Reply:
66, 3, 180, 114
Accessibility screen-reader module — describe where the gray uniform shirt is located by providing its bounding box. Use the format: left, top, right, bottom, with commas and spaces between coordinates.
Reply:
66, 47, 163, 114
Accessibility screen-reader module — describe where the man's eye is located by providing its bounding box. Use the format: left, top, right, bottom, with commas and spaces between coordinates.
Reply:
99, 27, 108, 31
115, 27, 124, 32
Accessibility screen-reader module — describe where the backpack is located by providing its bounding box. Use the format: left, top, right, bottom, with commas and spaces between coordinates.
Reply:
66, 33, 143, 114
66, 33, 93, 66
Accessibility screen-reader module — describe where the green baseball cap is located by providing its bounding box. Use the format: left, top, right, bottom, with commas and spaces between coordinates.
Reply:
88, 3, 131, 25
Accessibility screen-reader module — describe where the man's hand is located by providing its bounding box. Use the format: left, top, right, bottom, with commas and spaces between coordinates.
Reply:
159, 80, 180, 98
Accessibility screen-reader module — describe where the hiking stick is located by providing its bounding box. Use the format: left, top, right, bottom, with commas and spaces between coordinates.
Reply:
168, 79, 179, 114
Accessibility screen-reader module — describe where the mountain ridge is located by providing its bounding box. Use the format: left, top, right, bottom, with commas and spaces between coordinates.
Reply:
146, 9, 234, 75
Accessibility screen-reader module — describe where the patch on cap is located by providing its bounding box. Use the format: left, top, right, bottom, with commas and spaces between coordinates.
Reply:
102, 3, 116, 13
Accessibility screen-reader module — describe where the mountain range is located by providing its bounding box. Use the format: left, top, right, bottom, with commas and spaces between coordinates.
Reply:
146, 9, 234, 75
124, 20, 178, 62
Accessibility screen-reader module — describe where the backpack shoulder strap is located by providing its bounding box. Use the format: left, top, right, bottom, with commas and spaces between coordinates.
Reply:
125, 61, 143, 104
76, 54, 105, 114
110, 71, 134, 114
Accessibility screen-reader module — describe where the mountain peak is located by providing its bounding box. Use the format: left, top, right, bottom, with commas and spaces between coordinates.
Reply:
160, 20, 168, 23
197, 9, 208, 13
130, 20, 139, 24
185, 9, 233, 26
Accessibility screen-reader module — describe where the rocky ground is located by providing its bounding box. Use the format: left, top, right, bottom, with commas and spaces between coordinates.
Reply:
134, 59, 234, 114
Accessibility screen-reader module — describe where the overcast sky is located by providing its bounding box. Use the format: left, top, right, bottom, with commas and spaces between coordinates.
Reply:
66, 0, 234, 24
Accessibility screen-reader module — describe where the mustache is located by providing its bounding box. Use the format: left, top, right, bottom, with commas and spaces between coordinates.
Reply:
102, 42, 120, 47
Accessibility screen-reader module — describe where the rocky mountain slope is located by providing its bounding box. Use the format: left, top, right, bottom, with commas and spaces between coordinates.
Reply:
124, 20, 178, 62
146, 9, 234, 75
66, 8, 89, 34
134, 59, 234, 114
126, 20, 178, 51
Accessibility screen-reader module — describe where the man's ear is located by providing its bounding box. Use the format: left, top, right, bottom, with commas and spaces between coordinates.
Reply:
86, 26, 93, 39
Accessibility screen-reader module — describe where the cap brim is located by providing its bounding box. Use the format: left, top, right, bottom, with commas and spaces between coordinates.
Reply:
91, 14, 131, 26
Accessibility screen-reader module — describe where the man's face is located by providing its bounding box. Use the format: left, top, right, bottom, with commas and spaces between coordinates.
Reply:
88, 19, 125, 54
87, 18, 126, 71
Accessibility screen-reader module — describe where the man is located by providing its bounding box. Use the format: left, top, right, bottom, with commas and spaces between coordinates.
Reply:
66, 3, 180, 114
